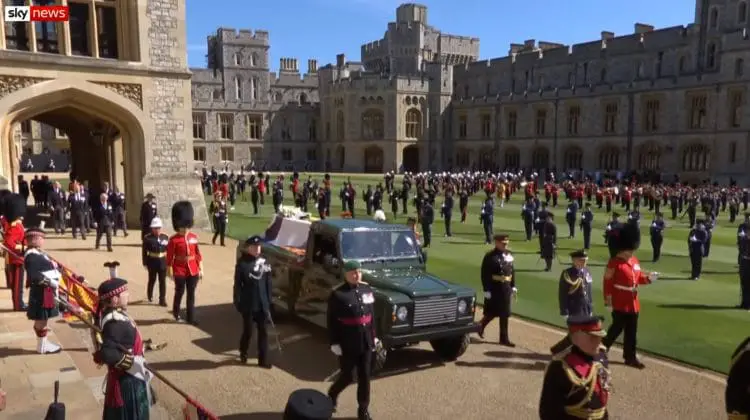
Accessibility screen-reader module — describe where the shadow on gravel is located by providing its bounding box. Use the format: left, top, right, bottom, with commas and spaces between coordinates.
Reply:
146, 357, 237, 371
485, 350, 551, 361
454, 359, 546, 370
221, 414, 357, 420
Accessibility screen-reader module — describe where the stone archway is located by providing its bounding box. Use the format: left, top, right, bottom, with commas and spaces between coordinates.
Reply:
402, 145, 419, 172
363, 146, 384, 173
0, 79, 148, 226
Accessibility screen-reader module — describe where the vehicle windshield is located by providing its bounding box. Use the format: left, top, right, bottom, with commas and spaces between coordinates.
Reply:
340, 229, 420, 260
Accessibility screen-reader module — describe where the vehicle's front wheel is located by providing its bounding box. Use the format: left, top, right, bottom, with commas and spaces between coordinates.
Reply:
429, 334, 469, 361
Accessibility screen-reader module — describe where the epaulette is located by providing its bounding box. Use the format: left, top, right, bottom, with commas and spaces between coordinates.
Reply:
100, 308, 129, 328
563, 272, 582, 294
551, 346, 572, 361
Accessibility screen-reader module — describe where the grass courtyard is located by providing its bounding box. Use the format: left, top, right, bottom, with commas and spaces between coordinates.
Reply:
212, 173, 746, 374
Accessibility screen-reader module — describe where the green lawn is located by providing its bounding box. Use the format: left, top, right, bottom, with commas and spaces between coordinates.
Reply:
214, 173, 745, 374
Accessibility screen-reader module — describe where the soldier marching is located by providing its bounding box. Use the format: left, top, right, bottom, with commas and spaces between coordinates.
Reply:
478, 233, 517, 347
141, 217, 169, 306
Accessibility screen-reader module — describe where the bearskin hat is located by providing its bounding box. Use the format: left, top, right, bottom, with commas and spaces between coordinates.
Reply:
0, 189, 11, 217
171, 201, 194, 230
324, 173, 330, 180
613, 222, 640, 251
293, 171, 299, 180
5, 193, 26, 221
219, 173, 228, 183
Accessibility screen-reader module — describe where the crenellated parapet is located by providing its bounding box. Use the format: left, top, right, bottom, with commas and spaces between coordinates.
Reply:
213, 27, 270, 46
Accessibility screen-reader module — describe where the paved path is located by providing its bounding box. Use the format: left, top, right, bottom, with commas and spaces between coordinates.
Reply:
1, 230, 729, 419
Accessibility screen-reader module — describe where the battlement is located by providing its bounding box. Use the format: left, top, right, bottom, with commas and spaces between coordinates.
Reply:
363, 39, 384, 52
328, 72, 432, 93
214, 27, 270, 45
270, 71, 319, 88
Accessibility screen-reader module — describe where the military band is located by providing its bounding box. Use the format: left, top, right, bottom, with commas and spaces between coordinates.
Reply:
24, 227, 62, 354
726, 336, 750, 419
478, 234, 517, 347
233, 235, 273, 368
166, 201, 203, 325
141, 217, 169, 306
327, 260, 376, 420
539, 315, 610, 420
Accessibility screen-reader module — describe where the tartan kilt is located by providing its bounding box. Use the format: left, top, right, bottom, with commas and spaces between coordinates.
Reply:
103, 374, 151, 420
26, 287, 59, 321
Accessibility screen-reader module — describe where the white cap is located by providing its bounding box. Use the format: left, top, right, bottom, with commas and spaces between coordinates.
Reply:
150, 217, 163, 228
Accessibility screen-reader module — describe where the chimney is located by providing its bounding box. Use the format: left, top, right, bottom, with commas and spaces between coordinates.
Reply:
280, 58, 287, 71
634, 23, 654, 34
336, 53, 345, 68
291, 58, 298, 72
509, 43, 524, 54
524, 39, 536, 49
308, 59, 318, 73
601, 31, 615, 40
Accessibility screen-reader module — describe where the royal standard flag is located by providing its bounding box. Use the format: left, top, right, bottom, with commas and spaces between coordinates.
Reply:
183, 398, 218, 420
60, 269, 97, 322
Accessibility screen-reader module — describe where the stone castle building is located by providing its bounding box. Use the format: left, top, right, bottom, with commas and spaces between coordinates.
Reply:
2, 0, 207, 228
191, 0, 749, 183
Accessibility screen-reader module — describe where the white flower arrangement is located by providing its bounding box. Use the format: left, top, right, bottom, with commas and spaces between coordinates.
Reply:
278, 205, 310, 220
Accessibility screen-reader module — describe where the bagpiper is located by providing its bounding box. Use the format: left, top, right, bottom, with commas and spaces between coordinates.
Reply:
166, 201, 203, 325
142, 217, 169, 306
539, 315, 611, 420
24, 227, 62, 354
4, 193, 27, 311
726, 336, 750, 419
93, 277, 154, 420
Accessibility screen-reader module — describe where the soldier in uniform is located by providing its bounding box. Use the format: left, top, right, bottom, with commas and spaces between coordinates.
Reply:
209, 192, 229, 246
541, 213, 557, 271
649, 212, 666, 262
327, 260, 377, 420
739, 215, 750, 310
580, 202, 593, 250
726, 335, 750, 418
93, 277, 153, 419
478, 234, 517, 347
420, 199, 434, 247
480, 196, 494, 244
602, 223, 658, 369
24, 228, 62, 354
166, 201, 203, 325
539, 315, 611, 420
233, 235, 273, 368
93, 192, 115, 252
549, 250, 594, 354
4, 194, 27, 311
688, 220, 709, 280
139, 193, 158, 239
604, 212, 622, 258
141, 217, 168, 306
565, 199, 578, 239
521, 197, 536, 241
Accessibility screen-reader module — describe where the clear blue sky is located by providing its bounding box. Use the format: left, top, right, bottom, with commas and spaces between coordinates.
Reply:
186, 0, 695, 72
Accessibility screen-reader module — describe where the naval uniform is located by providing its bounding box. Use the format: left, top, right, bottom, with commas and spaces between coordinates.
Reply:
726, 337, 750, 419
141, 232, 169, 305
479, 247, 516, 346
233, 253, 272, 366
327, 281, 376, 417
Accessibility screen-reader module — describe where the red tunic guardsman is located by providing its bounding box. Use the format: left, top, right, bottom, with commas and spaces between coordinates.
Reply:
166, 201, 203, 325
601, 222, 657, 369
4, 194, 27, 311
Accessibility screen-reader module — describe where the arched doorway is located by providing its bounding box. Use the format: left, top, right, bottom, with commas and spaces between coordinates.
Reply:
363, 146, 384, 173
0, 80, 147, 225
402, 145, 419, 172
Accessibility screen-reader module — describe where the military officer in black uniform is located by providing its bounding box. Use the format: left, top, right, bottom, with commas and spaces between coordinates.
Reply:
737, 213, 750, 266
726, 335, 750, 418
688, 219, 709, 280
649, 212, 666, 262
541, 213, 557, 271
327, 260, 377, 420
442, 191, 454, 237
580, 202, 593, 250
480, 196, 494, 244
141, 217, 168, 306
738, 219, 750, 310
478, 234, 517, 347
549, 250, 594, 354
93, 193, 114, 252
421, 199, 434, 247
139, 193, 158, 239
565, 199, 578, 239
539, 315, 610, 420
233, 235, 273, 368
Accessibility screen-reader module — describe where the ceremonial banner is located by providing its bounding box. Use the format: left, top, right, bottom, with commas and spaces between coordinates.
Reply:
59, 269, 97, 322
183, 397, 219, 420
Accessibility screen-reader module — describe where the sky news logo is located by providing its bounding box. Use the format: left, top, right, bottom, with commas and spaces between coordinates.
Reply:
4, 5, 69, 22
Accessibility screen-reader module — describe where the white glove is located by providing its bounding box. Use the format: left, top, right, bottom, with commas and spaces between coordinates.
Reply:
689, 236, 697, 242
374, 338, 381, 347
484, 291, 491, 299
330, 344, 342, 356
648, 272, 659, 282
562, 315, 568, 320
512, 287, 518, 295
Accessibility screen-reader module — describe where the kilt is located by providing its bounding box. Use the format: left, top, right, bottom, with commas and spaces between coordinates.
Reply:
26, 286, 59, 321
103, 374, 151, 420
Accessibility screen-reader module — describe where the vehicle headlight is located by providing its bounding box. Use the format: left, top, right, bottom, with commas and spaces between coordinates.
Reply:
396, 306, 408, 321
457, 300, 468, 314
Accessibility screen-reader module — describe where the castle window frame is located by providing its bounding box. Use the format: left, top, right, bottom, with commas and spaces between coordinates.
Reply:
299, 93, 308, 104
405, 109, 422, 139
235, 77, 242, 100
682, 144, 710, 171
4, 0, 29, 51
361, 109, 384, 140
507, 110, 517, 138
563, 147, 583, 170
220, 146, 235, 162
218, 113, 234, 140
480, 113, 491, 139
250, 77, 258, 100
604, 102, 618, 134
250, 52, 257, 67
504, 147, 520, 169
637, 144, 661, 170
730, 90, 744, 128
281, 148, 292, 161
688, 93, 708, 129
598, 146, 620, 170
249, 147, 261, 162
233, 53, 241, 66
192, 146, 206, 162
535, 109, 546, 136
21, 120, 31, 134
458, 115, 467, 139
735, 58, 744, 78
740, 2, 748, 24
709, 8, 719, 29
706, 43, 717, 69
567, 105, 581, 135
643, 98, 660, 133
336, 110, 345, 141
246, 114, 262, 140
192, 112, 206, 139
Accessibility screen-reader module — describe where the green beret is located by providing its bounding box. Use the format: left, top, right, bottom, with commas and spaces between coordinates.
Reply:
343, 260, 361, 272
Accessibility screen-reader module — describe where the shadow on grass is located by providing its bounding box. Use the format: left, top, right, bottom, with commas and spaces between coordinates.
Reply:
657, 303, 738, 310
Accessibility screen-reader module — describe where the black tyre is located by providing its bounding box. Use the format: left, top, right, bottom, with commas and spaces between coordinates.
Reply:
429, 334, 470, 361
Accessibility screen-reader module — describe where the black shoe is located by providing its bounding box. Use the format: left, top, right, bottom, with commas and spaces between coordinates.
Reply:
148, 297, 153, 303
625, 358, 645, 369
159, 301, 168, 307
259, 360, 272, 369
188, 320, 199, 326
358, 408, 372, 420
500, 340, 516, 348
108, 248, 113, 252
239, 354, 248, 364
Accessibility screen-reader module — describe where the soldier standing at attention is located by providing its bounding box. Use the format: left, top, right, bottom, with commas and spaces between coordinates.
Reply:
737, 212, 750, 266
209, 192, 228, 246
480, 195, 494, 244
739, 229, 750, 310
327, 260, 377, 420
539, 315, 611, 420
142, 217, 168, 306
580, 202, 593, 250
24, 228, 62, 354
688, 220, 709, 280
541, 213, 557, 272
250, 180, 260, 215
139, 193, 157, 239
478, 234, 517, 347
549, 250, 594, 354
93, 193, 115, 252
565, 199, 578, 239
604, 212, 622, 258
167, 201, 203, 325
602, 223, 658, 369
726, 335, 750, 418
93, 278, 153, 419
649, 212, 666, 262
420, 199, 434, 248
521, 197, 536, 241
4, 194, 27, 311
442, 191, 454, 237
233, 235, 273, 368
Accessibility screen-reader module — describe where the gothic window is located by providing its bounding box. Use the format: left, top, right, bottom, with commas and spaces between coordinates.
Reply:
740, 2, 748, 24
192, 113, 206, 139
643, 99, 660, 132
235, 77, 242, 100
507, 111, 517, 137
689, 94, 708, 129
250, 78, 258, 100
336, 111, 345, 141
731, 91, 744, 128
567, 105, 581, 135
299, 93, 308, 104
250, 53, 258, 67
193, 146, 206, 161
535, 109, 546, 136
706, 43, 717, 69
220, 146, 235, 161
246, 115, 262, 139
361, 110, 384, 140
710, 8, 719, 29
599, 147, 620, 170
638, 145, 661, 170
33, 0, 59, 53
480, 114, 491, 138
233, 53, 241, 66
458, 115, 467, 139
564, 147, 583, 170
405, 109, 422, 138
5, 0, 29, 50
735, 59, 744, 78
604, 103, 618, 133
504, 147, 520, 169
532, 147, 550, 169
682, 144, 710, 171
